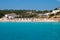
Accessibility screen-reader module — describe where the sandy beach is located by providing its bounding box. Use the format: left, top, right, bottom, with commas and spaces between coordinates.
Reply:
0, 17, 59, 22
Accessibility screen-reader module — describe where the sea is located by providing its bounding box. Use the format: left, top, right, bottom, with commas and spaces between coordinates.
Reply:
0, 22, 60, 40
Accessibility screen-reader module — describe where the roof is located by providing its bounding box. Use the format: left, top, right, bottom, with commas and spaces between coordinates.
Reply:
5, 13, 17, 16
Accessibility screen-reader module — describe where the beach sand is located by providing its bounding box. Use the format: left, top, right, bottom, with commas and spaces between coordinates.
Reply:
0, 17, 59, 22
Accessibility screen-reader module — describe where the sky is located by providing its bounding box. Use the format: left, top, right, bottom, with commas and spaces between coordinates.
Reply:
0, 0, 60, 10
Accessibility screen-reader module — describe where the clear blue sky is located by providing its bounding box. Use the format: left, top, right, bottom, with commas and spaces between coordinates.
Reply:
0, 0, 60, 10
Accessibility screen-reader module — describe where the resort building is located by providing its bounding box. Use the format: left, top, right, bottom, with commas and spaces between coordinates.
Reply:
26, 11, 32, 14
26, 11, 35, 15
51, 10, 60, 14
38, 13, 50, 18
5, 13, 19, 19
51, 7, 60, 14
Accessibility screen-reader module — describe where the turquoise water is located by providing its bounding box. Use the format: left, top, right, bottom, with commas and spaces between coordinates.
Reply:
0, 22, 60, 40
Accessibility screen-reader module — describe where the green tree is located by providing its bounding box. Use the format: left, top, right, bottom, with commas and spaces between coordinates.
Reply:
0, 13, 4, 18
43, 10, 50, 13
54, 8, 58, 10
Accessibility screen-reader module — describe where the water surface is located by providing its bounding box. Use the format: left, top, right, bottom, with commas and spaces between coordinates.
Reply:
0, 22, 60, 40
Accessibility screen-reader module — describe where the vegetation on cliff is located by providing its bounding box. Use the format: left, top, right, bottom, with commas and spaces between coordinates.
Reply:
0, 7, 60, 18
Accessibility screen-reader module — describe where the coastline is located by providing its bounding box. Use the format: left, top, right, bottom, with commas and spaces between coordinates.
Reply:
0, 18, 59, 22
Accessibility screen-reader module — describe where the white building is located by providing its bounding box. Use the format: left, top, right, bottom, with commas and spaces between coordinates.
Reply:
38, 13, 50, 18
51, 10, 60, 14
45, 12, 51, 15
51, 7, 60, 14
5, 13, 19, 19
